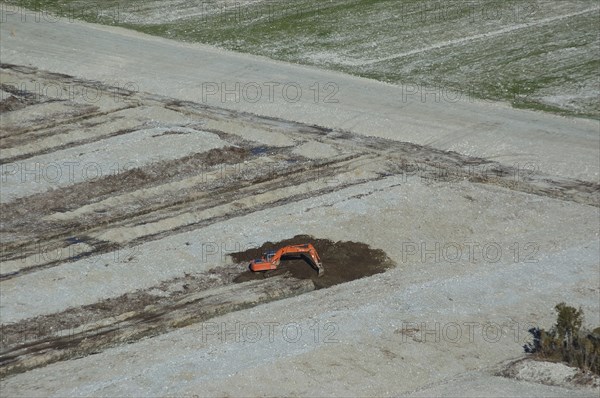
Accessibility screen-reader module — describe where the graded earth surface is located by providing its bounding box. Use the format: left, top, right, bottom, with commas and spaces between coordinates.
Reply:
0, 4, 599, 397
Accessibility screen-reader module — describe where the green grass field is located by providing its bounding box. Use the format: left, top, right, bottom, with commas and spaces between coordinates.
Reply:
6, 0, 599, 118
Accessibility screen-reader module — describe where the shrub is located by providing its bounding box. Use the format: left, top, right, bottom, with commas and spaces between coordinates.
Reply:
524, 303, 600, 375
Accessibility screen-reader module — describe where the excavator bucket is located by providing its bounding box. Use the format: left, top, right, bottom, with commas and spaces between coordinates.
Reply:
315, 261, 324, 276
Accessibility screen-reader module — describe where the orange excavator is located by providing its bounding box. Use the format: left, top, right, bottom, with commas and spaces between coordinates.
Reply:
249, 244, 324, 276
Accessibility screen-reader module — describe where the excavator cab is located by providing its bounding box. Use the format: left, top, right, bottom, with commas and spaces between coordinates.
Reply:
249, 244, 324, 276
264, 250, 276, 262
251, 250, 276, 267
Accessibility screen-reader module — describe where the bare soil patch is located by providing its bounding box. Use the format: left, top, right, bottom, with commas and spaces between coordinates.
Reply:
0, 237, 394, 376
0, 267, 236, 351
0, 274, 313, 378
232, 235, 395, 289
500, 358, 600, 389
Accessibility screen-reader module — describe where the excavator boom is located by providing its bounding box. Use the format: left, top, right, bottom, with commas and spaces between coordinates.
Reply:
249, 244, 324, 276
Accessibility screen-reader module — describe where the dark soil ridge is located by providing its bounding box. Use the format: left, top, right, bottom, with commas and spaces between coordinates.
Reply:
0, 275, 313, 378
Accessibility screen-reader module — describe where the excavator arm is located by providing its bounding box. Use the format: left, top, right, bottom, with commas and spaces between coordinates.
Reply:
249, 244, 324, 276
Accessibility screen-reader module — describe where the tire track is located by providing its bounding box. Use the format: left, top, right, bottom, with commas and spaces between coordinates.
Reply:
0, 153, 378, 279
351, 7, 600, 66
0, 276, 315, 378
2, 65, 598, 282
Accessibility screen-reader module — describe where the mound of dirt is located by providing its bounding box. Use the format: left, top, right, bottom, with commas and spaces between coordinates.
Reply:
0, 95, 27, 112
501, 358, 600, 389
231, 235, 395, 289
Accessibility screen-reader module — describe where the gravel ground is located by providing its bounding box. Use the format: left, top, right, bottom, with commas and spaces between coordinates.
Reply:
1, 8, 599, 397
1, 126, 225, 202
406, 371, 598, 397
1, 12, 598, 182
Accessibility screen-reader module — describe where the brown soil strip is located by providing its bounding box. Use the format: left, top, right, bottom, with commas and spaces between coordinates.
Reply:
0, 275, 314, 378
0, 153, 365, 278
0, 82, 47, 107
1, 267, 237, 350
1, 125, 140, 163
0, 146, 251, 245
1, 64, 597, 281
167, 100, 600, 208
1, 63, 137, 101
0, 237, 393, 377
